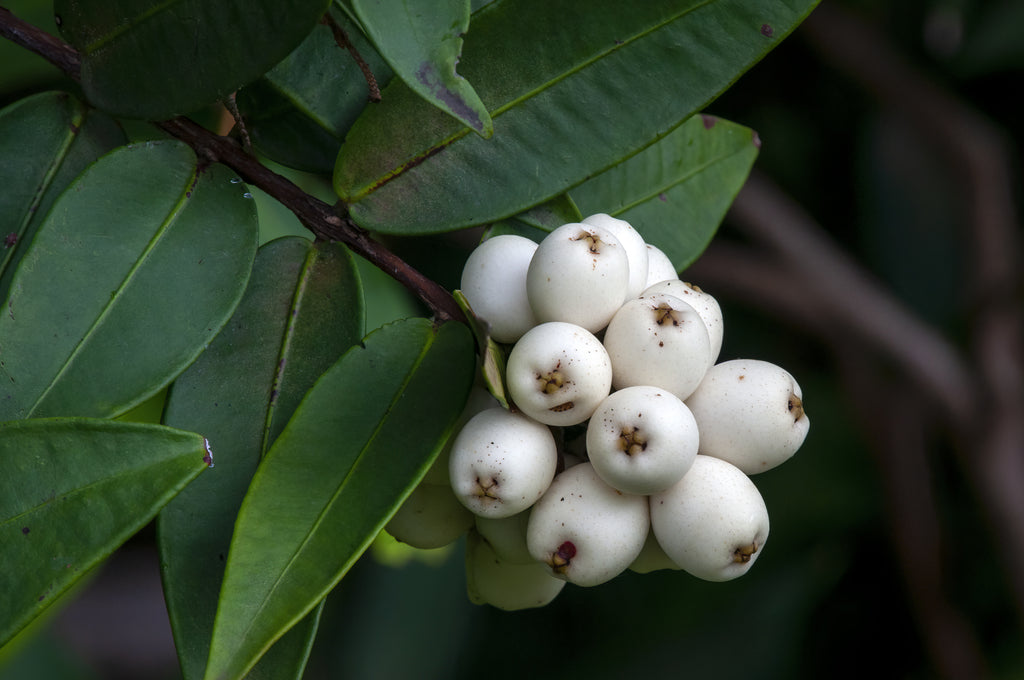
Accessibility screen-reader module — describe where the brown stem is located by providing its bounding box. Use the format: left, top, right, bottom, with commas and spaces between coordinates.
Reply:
0, 6, 463, 324
321, 11, 381, 102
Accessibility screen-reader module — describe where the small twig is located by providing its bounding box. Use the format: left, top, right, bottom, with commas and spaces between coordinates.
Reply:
0, 6, 463, 324
0, 6, 80, 79
222, 92, 253, 153
321, 12, 381, 103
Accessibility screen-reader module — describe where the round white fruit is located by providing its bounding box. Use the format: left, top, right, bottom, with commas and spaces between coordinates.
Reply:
650, 455, 770, 582
602, 293, 711, 400
628, 531, 681, 574
448, 407, 558, 519
526, 222, 630, 333
465, 531, 565, 611
643, 243, 679, 290
655, 454, 770, 581
684, 359, 809, 474
526, 462, 649, 587
585, 385, 699, 495
641, 280, 723, 368
460, 234, 539, 343
581, 213, 649, 299
506, 321, 613, 426
422, 385, 500, 486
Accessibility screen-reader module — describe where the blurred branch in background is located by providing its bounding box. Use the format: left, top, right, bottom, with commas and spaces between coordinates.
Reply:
691, 4, 1024, 677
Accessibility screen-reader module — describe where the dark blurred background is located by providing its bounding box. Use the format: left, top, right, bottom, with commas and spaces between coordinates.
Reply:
2, 0, 1023, 678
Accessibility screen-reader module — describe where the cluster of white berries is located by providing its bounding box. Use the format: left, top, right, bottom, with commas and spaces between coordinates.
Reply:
384, 214, 810, 610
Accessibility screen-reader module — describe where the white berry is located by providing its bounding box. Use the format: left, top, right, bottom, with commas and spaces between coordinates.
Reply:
460, 234, 539, 343
585, 385, 699, 495
643, 243, 679, 290
474, 510, 534, 564
650, 455, 770, 582
685, 359, 809, 474
448, 407, 557, 518
581, 213, 649, 299
526, 222, 630, 333
506, 321, 613, 426
526, 462, 649, 587
602, 293, 711, 400
642, 280, 723, 368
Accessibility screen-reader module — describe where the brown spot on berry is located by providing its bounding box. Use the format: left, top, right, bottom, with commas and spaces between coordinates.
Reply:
734, 542, 758, 563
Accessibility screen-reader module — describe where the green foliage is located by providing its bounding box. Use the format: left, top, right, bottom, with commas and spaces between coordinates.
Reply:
0, 1, 818, 678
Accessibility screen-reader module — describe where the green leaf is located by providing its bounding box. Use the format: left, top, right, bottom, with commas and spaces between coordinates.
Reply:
571, 113, 760, 270
0, 418, 210, 646
235, 10, 393, 173
158, 236, 363, 680
351, 0, 492, 137
54, 0, 332, 119
0, 140, 259, 421
333, 0, 819, 233
0, 91, 125, 302
204, 318, 475, 680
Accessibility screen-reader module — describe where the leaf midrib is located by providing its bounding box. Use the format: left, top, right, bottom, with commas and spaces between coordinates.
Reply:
221, 326, 438, 675
346, 0, 716, 201
27, 166, 198, 417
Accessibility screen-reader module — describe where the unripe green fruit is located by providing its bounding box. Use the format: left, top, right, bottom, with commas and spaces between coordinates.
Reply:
385, 482, 475, 550
628, 530, 681, 574
581, 213, 649, 299
527, 462, 649, 587
448, 407, 557, 518
602, 292, 711, 400
685, 359, 809, 474
585, 385, 699, 495
460, 234, 539, 343
650, 455, 770, 582
475, 510, 533, 564
526, 222, 630, 333
465, 531, 565, 610
506, 321, 613, 426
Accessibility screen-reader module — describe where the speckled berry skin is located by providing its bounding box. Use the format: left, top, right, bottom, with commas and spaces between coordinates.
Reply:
650, 455, 769, 582
602, 293, 711, 400
526, 462, 649, 587
585, 385, 699, 495
526, 222, 630, 333
684, 359, 809, 474
641, 280, 723, 369
506, 321, 613, 426
448, 407, 557, 519
581, 213, 649, 299
460, 234, 539, 343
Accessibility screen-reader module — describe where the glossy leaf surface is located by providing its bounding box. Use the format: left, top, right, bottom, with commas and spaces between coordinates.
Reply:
236, 10, 393, 173
204, 318, 475, 680
0, 140, 259, 421
54, 0, 331, 119
159, 237, 364, 680
334, 0, 818, 233
351, 0, 492, 136
0, 418, 210, 646
571, 113, 760, 270
0, 91, 125, 302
